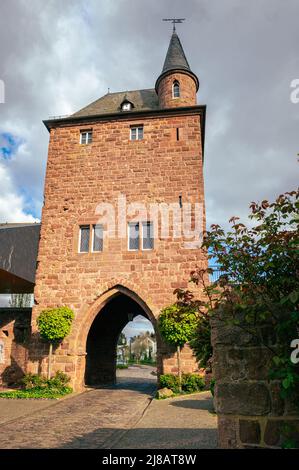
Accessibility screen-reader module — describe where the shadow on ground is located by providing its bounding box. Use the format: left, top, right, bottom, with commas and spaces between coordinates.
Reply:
87, 376, 157, 395
59, 427, 217, 449
170, 397, 215, 412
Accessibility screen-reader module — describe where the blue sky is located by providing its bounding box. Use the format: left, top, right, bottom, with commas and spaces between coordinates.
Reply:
0, 132, 23, 160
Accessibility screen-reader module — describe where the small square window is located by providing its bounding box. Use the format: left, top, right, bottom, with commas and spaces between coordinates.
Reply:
80, 130, 93, 144
128, 222, 140, 250
79, 225, 90, 253
142, 222, 154, 250
130, 126, 143, 140
92, 224, 103, 252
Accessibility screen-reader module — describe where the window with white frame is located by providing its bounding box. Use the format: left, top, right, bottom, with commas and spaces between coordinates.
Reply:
128, 222, 140, 250
80, 130, 93, 144
92, 224, 103, 252
142, 221, 154, 250
173, 80, 180, 98
130, 126, 143, 141
79, 225, 90, 253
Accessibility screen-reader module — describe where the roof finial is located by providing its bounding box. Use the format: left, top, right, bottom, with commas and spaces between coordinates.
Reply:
162, 18, 185, 33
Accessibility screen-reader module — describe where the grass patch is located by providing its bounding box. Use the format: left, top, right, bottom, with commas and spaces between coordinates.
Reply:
116, 364, 129, 369
0, 386, 73, 399
155, 389, 208, 400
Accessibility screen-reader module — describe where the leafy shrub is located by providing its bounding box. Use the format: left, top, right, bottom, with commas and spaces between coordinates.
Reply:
159, 373, 205, 394
160, 374, 180, 393
159, 305, 198, 348
37, 307, 74, 342
189, 315, 213, 368
17, 371, 72, 398
48, 371, 70, 389
182, 373, 205, 393
22, 373, 48, 390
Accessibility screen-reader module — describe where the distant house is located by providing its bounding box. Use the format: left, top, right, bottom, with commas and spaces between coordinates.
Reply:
130, 333, 157, 362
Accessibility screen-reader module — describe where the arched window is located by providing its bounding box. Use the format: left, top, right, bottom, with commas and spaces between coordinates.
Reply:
173, 80, 180, 98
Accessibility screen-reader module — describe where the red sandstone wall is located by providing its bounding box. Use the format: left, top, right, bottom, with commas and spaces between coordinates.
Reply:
29, 111, 207, 390
157, 73, 197, 109
0, 310, 31, 386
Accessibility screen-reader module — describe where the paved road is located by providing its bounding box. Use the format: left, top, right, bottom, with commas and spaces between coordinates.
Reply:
0, 366, 156, 449
0, 366, 218, 449
115, 391, 218, 449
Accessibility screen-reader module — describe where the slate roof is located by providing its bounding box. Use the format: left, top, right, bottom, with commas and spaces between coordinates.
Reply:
0, 224, 41, 291
72, 88, 159, 119
162, 31, 191, 74
155, 30, 199, 92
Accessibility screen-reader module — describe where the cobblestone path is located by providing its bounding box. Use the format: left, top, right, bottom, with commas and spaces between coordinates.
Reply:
0, 366, 156, 449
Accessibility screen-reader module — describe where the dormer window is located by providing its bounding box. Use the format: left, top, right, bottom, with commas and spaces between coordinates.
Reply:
121, 99, 134, 112
173, 80, 180, 98
122, 102, 131, 111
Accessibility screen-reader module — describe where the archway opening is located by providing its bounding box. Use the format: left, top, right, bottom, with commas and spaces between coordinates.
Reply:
84, 292, 157, 387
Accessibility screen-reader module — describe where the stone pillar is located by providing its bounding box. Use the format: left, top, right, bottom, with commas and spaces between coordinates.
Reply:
211, 314, 299, 448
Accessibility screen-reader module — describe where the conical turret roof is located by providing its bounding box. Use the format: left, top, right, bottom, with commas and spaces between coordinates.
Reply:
162, 31, 191, 74
156, 30, 199, 92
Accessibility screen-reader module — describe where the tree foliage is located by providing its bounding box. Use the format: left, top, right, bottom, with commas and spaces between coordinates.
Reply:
158, 302, 198, 392
37, 307, 74, 343
158, 304, 198, 347
189, 188, 299, 400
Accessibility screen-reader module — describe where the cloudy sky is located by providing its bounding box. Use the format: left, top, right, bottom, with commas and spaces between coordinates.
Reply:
0, 0, 298, 228
122, 315, 154, 340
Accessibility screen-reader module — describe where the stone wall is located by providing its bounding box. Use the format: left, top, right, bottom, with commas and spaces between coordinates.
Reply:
212, 315, 299, 448
157, 72, 197, 109
0, 309, 31, 386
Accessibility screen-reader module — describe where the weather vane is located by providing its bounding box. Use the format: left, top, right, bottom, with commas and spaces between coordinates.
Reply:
162, 18, 186, 33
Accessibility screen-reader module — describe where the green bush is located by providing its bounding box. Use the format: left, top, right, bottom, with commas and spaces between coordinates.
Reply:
37, 307, 74, 342
1, 371, 74, 399
22, 371, 70, 391
182, 373, 205, 393
48, 371, 70, 389
159, 373, 205, 394
160, 374, 180, 393
22, 373, 48, 389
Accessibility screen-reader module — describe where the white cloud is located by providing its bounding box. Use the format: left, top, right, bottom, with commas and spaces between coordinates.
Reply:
0, 163, 39, 222
122, 315, 154, 339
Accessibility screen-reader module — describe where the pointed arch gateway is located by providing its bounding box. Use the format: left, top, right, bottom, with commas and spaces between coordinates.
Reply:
78, 285, 160, 387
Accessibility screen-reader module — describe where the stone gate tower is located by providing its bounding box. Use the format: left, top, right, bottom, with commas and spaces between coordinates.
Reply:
29, 29, 207, 391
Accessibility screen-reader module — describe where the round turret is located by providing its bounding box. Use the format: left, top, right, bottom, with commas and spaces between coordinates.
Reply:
155, 31, 199, 109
